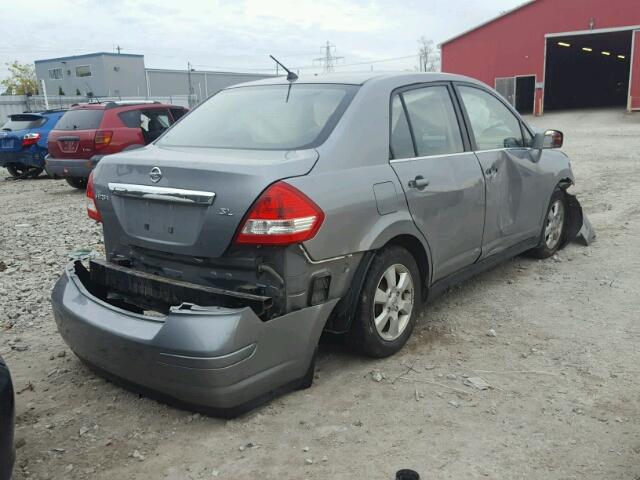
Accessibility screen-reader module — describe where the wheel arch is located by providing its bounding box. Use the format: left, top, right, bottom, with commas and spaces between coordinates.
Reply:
324, 232, 431, 334
383, 234, 430, 299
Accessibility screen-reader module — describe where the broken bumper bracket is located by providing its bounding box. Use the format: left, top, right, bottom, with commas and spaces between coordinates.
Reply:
88, 259, 273, 317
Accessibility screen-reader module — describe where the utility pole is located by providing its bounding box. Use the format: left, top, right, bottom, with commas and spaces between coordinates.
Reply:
41, 79, 49, 110
314, 41, 344, 74
187, 62, 195, 107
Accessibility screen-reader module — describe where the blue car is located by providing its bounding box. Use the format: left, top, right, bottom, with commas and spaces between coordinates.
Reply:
0, 110, 66, 178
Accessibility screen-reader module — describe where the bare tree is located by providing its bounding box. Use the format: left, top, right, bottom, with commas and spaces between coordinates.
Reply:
417, 37, 441, 72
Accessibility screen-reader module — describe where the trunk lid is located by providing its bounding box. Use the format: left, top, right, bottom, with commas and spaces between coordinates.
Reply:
93, 144, 319, 258
48, 108, 104, 159
48, 129, 97, 159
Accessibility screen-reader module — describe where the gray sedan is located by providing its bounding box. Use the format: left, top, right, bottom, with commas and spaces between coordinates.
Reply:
51, 72, 585, 415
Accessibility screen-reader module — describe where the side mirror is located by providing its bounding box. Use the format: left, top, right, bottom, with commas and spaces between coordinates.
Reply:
532, 130, 564, 150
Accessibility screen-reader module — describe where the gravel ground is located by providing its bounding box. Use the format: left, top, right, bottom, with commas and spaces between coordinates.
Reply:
1, 108, 639, 480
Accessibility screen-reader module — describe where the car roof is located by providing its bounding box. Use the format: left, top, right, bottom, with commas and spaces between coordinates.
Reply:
68, 102, 181, 111
226, 71, 486, 89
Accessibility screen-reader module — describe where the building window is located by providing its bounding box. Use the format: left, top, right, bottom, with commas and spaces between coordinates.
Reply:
48, 68, 63, 80
75, 65, 92, 78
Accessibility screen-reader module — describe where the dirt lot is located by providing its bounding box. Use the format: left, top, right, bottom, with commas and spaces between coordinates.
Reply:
1, 108, 639, 480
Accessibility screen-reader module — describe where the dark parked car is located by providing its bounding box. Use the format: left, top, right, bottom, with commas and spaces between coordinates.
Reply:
46, 101, 188, 189
0, 356, 15, 480
0, 110, 66, 178
52, 73, 585, 416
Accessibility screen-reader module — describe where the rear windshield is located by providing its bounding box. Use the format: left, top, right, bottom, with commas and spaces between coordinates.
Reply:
157, 84, 358, 150
55, 109, 104, 131
1, 115, 46, 131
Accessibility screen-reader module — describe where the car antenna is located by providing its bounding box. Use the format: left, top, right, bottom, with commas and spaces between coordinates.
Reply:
269, 55, 298, 82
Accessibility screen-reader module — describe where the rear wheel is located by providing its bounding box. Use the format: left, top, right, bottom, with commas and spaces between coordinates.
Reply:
65, 177, 88, 190
6, 164, 43, 179
347, 246, 421, 358
527, 190, 566, 259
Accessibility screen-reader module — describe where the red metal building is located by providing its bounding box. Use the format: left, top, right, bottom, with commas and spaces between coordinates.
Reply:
441, 0, 640, 115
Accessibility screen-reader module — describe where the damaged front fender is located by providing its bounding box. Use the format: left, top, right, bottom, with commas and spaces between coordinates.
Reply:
561, 192, 595, 248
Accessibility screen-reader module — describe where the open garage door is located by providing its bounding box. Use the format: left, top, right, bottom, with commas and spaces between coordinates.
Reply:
544, 30, 633, 111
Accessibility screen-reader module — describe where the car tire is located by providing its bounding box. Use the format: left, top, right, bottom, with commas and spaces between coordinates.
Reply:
6, 164, 38, 179
65, 177, 88, 190
6, 165, 23, 178
527, 190, 567, 259
27, 167, 44, 178
347, 246, 421, 358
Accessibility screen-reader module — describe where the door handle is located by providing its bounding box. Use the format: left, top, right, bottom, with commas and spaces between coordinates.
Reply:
408, 176, 430, 190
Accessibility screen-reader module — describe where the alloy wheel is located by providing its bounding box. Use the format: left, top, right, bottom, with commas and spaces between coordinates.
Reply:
544, 199, 565, 250
373, 264, 414, 341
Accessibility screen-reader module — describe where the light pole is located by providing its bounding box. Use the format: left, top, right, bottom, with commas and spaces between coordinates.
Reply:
187, 62, 195, 107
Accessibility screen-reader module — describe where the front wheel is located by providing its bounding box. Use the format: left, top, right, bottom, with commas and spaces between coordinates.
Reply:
347, 246, 421, 358
65, 177, 87, 190
527, 190, 566, 259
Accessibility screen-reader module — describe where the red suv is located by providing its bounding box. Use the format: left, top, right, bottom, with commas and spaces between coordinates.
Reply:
46, 101, 188, 188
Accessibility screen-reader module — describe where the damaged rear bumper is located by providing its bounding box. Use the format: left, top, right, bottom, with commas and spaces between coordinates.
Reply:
51, 261, 338, 415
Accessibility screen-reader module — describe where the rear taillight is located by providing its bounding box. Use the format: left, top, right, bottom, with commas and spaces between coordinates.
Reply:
86, 171, 102, 222
22, 132, 40, 147
235, 181, 324, 245
94, 130, 113, 149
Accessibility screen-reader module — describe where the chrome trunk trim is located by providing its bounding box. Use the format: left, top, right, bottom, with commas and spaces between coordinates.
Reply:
108, 183, 216, 205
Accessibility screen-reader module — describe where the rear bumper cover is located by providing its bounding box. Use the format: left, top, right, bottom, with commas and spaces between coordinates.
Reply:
51, 262, 338, 415
45, 155, 103, 179
0, 147, 46, 168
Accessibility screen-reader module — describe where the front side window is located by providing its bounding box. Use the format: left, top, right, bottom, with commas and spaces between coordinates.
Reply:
458, 85, 524, 150
522, 124, 534, 148
48, 68, 63, 80
158, 84, 358, 150
75, 65, 92, 78
402, 85, 464, 157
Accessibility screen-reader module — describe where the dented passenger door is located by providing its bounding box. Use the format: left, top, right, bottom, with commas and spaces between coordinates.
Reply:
455, 84, 543, 259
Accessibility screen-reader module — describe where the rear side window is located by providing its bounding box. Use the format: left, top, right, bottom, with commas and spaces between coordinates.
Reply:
142, 109, 171, 130
390, 96, 415, 159
158, 84, 358, 150
55, 110, 104, 131
402, 86, 464, 157
170, 108, 186, 121
119, 109, 142, 128
1, 115, 46, 131
458, 86, 524, 150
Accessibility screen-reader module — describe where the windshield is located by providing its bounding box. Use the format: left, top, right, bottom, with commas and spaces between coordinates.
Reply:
158, 84, 358, 150
1, 115, 46, 131
55, 109, 104, 131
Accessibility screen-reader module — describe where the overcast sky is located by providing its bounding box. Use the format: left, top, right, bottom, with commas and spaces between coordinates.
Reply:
0, 0, 525, 81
